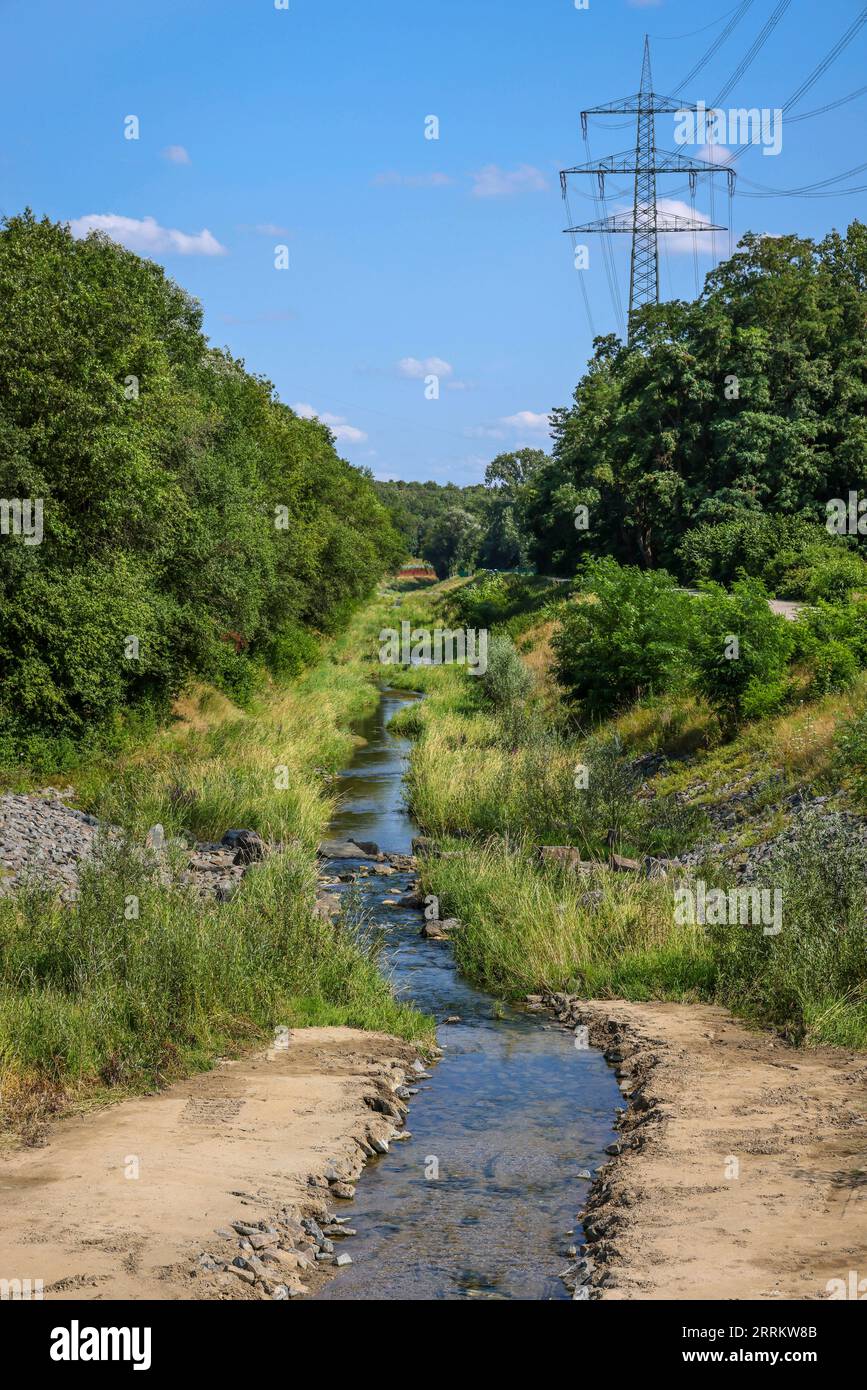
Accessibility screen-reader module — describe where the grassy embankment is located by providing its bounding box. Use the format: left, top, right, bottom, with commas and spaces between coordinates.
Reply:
0, 598, 435, 1139
384, 578, 867, 1050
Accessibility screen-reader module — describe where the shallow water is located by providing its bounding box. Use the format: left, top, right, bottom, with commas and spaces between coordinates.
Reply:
316, 689, 620, 1301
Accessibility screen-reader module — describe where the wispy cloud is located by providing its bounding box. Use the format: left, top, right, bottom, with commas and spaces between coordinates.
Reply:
656, 198, 716, 254
292, 402, 367, 444
162, 144, 191, 165
372, 171, 453, 188
501, 410, 551, 432
397, 356, 454, 379
69, 213, 226, 256
470, 164, 548, 197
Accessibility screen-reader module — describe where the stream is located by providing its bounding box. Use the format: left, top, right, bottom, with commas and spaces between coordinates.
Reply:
315, 688, 621, 1301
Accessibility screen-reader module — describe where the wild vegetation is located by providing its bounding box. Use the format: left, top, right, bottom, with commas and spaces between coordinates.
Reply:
0, 211, 403, 770
0, 604, 435, 1138
386, 571, 867, 1050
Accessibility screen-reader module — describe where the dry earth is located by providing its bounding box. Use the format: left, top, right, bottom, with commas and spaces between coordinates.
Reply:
565, 999, 867, 1300
0, 1028, 420, 1301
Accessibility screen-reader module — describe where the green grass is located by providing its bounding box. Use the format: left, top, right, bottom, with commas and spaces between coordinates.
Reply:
0, 597, 437, 1136
420, 838, 714, 1002
396, 579, 867, 1049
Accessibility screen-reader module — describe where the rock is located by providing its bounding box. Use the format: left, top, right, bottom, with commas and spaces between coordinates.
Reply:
228, 1265, 256, 1285
145, 824, 165, 850
441, 1015, 461, 1025
231, 830, 267, 865
643, 855, 674, 880
539, 847, 605, 874
398, 891, 423, 908
352, 839, 380, 857
439, 917, 461, 932
421, 919, 447, 939
221, 828, 257, 849
247, 1232, 278, 1251
372, 864, 395, 876
411, 836, 440, 857
314, 891, 341, 920
335, 1253, 353, 1267
369, 1136, 389, 1154
317, 838, 378, 860
330, 1181, 356, 1200
610, 853, 641, 873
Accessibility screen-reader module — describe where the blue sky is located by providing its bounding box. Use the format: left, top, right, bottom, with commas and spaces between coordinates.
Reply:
1, 0, 865, 483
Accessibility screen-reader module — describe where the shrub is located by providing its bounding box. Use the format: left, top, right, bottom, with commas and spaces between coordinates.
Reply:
552, 558, 693, 718
678, 514, 867, 601
479, 634, 533, 711
689, 578, 795, 727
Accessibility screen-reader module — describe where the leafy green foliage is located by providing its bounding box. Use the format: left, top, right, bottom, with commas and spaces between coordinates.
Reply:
689, 579, 795, 726
552, 559, 694, 717
678, 513, 867, 601
0, 212, 402, 743
479, 634, 533, 711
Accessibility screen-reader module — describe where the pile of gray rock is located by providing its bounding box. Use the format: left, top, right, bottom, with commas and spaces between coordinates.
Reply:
0, 789, 102, 901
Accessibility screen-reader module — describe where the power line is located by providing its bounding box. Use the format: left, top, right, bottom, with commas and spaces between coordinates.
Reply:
671, 0, 756, 93
712, 0, 793, 107
787, 81, 867, 122
782, 5, 867, 112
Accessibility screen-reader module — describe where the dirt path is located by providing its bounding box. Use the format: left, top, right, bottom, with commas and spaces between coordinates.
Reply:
0, 1028, 419, 1301
567, 999, 867, 1300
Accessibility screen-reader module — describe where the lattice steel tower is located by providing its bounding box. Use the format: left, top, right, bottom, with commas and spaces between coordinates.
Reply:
561, 37, 735, 340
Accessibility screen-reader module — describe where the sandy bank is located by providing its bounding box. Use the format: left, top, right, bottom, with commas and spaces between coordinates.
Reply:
550, 998, 867, 1300
0, 1028, 423, 1300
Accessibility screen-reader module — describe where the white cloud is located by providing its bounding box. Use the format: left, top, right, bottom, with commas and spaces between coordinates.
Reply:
470, 164, 548, 198
372, 171, 453, 188
655, 198, 716, 255
501, 410, 551, 432
162, 144, 191, 165
397, 356, 454, 379
69, 213, 226, 256
464, 425, 506, 441
292, 403, 367, 444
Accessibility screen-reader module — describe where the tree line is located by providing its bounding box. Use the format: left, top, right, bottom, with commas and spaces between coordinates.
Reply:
379, 223, 867, 595
0, 212, 404, 750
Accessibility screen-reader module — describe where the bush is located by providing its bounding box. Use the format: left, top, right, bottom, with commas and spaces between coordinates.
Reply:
790, 598, 867, 697
678, 514, 867, 601
552, 558, 693, 718
479, 634, 533, 711
449, 572, 553, 632
690, 578, 795, 727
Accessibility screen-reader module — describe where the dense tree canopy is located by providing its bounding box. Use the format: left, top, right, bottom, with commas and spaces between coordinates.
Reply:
380, 224, 866, 589
0, 211, 404, 739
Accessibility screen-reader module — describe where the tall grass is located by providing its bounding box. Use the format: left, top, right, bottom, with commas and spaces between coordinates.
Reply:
0, 602, 438, 1135
395, 579, 867, 1049
421, 839, 713, 1001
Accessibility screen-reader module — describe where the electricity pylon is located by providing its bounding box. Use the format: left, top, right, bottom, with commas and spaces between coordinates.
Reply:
561, 36, 735, 341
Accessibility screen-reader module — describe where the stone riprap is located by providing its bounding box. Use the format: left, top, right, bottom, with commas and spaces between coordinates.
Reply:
0, 789, 102, 901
